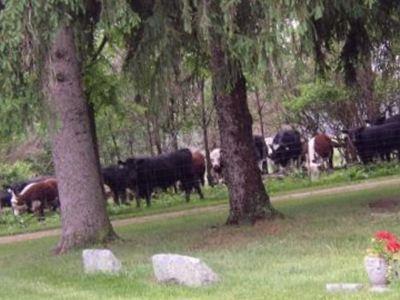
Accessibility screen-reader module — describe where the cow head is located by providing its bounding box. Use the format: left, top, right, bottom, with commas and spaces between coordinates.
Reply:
210, 148, 222, 173
365, 115, 386, 127
341, 128, 364, 163
267, 142, 292, 167
118, 158, 139, 185
342, 127, 364, 145
8, 188, 28, 216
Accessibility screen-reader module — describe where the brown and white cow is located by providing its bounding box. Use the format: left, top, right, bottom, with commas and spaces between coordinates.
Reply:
307, 133, 337, 180
9, 178, 59, 220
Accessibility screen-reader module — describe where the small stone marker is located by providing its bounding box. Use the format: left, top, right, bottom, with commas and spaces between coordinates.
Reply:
326, 283, 364, 293
82, 249, 122, 274
370, 285, 390, 293
152, 253, 219, 287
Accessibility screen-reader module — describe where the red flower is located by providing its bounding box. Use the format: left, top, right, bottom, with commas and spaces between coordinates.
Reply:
386, 240, 400, 253
375, 231, 397, 242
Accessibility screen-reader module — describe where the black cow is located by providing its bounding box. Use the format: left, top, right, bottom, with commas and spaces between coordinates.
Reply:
118, 148, 203, 207
268, 130, 303, 168
342, 121, 400, 164
102, 165, 133, 205
366, 114, 400, 126
0, 190, 11, 210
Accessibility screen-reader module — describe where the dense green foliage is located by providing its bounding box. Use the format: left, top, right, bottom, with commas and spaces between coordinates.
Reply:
0, 1, 399, 166
1, 184, 400, 299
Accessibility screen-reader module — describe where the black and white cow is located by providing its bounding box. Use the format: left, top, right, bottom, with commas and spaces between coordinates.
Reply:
342, 121, 400, 164
118, 148, 203, 207
268, 130, 304, 170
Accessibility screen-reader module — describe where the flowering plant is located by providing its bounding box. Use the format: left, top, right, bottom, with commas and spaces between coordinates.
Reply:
367, 231, 400, 261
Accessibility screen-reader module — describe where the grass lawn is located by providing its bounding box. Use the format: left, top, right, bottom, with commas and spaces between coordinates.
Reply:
1, 184, 400, 299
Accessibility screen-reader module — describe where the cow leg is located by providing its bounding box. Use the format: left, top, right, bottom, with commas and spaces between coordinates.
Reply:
143, 188, 152, 207
145, 194, 151, 207
135, 189, 143, 208
37, 202, 45, 222
184, 189, 190, 202
194, 182, 204, 199
128, 190, 134, 202
180, 180, 192, 202
262, 160, 268, 175
135, 193, 141, 208
111, 188, 119, 205
329, 154, 334, 169
120, 190, 128, 205
51, 198, 59, 212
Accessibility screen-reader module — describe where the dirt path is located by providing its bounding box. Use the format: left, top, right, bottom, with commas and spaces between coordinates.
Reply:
1, 177, 399, 245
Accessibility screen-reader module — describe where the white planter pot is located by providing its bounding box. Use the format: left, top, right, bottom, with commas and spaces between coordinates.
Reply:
364, 256, 388, 286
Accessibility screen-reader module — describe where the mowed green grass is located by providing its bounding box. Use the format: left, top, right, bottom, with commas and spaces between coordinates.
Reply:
1, 185, 400, 299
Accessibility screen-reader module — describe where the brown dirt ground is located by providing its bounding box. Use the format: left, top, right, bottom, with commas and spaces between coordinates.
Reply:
368, 198, 400, 213
190, 220, 282, 251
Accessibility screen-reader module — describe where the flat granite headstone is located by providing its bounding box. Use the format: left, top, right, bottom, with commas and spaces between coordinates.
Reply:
152, 254, 219, 287
326, 283, 364, 293
82, 249, 122, 274
370, 285, 390, 293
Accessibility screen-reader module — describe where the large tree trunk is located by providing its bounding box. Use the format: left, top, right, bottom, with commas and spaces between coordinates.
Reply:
206, 1, 281, 224
43, 24, 117, 254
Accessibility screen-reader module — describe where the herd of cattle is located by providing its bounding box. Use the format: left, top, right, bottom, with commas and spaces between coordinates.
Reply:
1, 113, 400, 221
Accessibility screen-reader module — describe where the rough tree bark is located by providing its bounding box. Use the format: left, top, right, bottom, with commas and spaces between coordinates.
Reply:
206, 1, 282, 224
43, 24, 117, 254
